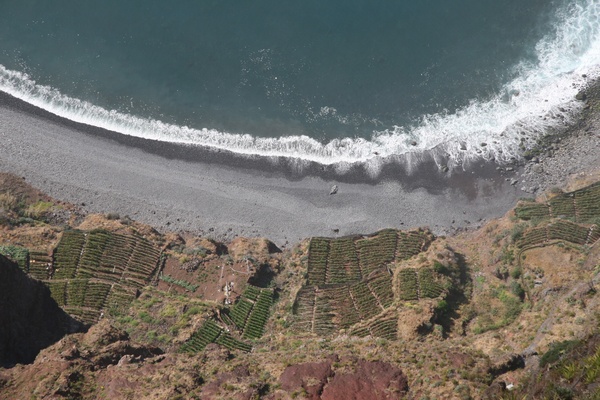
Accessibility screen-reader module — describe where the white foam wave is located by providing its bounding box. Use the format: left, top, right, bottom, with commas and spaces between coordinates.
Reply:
1, 0, 599, 169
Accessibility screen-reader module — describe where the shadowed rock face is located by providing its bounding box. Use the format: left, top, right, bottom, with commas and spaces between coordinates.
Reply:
0, 254, 84, 367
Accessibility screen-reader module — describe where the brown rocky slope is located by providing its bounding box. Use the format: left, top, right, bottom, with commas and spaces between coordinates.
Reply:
0, 163, 599, 399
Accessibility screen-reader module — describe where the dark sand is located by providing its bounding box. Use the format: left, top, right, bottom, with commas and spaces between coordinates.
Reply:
0, 92, 528, 247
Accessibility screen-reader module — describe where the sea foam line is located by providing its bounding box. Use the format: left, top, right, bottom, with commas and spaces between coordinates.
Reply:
0, 0, 599, 168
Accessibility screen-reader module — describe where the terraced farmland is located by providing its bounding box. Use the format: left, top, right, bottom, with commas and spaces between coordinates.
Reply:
181, 284, 273, 354
515, 182, 600, 223
180, 319, 252, 353
25, 229, 163, 325
396, 267, 448, 301
0, 229, 159, 325
225, 285, 274, 340
349, 313, 399, 341
517, 220, 600, 249
293, 229, 433, 338
305, 229, 431, 288
355, 229, 398, 277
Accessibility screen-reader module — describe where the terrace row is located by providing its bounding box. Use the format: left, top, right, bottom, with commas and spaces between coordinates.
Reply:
515, 182, 600, 223
292, 268, 395, 336
180, 319, 252, 353
517, 220, 600, 249
306, 229, 431, 287
349, 315, 398, 341
397, 267, 446, 301
52, 229, 161, 287
225, 285, 274, 340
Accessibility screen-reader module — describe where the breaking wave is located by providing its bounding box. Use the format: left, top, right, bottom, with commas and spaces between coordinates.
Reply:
0, 0, 599, 170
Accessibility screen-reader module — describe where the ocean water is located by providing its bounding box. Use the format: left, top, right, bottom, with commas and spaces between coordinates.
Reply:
1, 0, 599, 171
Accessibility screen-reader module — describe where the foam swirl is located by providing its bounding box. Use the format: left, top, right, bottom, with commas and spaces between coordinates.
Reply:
0, 0, 599, 169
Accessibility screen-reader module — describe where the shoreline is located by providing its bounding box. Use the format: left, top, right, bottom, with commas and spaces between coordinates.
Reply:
0, 86, 597, 247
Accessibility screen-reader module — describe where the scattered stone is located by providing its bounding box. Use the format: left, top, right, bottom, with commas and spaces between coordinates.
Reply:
410, 140, 417, 146
329, 185, 338, 195
506, 167, 514, 172
532, 164, 543, 174
510, 179, 518, 186
441, 166, 449, 173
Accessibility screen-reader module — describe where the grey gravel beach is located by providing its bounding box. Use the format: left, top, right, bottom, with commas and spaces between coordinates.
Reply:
1, 88, 597, 247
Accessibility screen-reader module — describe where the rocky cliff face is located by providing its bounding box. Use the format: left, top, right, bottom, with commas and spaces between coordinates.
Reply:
0, 254, 84, 366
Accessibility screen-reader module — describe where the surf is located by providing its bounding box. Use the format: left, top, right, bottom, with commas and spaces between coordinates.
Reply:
0, 0, 598, 172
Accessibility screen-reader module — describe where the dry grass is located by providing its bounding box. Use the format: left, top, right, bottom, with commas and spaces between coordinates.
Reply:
0, 191, 18, 211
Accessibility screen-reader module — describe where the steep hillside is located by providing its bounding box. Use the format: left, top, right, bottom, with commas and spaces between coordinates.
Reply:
0, 254, 84, 367
0, 173, 599, 399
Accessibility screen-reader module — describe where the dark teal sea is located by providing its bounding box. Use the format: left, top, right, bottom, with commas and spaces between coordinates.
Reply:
1, 0, 599, 166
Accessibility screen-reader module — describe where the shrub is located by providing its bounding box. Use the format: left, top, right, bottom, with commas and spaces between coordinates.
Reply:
160, 274, 199, 292
24, 201, 54, 219
435, 300, 449, 315
106, 212, 120, 220
510, 281, 525, 300
510, 266, 522, 280
510, 224, 527, 243
432, 261, 449, 275
540, 340, 580, 367
501, 248, 515, 265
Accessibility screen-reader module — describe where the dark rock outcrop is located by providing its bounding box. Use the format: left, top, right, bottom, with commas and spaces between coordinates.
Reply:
0, 254, 84, 366
277, 357, 408, 400
279, 359, 335, 399
321, 360, 409, 400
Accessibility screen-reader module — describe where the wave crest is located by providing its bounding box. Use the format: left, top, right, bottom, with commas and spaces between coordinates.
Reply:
1, 0, 599, 168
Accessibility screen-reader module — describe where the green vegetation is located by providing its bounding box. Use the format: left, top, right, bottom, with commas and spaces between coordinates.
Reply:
397, 267, 448, 301
397, 231, 430, 260
355, 229, 398, 276
15, 229, 164, 325
53, 230, 86, 279
515, 182, 600, 224
180, 319, 253, 353
305, 229, 430, 288
517, 219, 599, 249
24, 201, 54, 219
367, 270, 394, 308
471, 286, 523, 334
180, 320, 224, 353
325, 237, 360, 284
159, 274, 199, 292
367, 316, 398, 340
225, 285, 274, 341
0, 245, 29, 271
397, 268, 419, 301
296, 229, 435, 337
230, 298, 253, 330
540, 340, 581, 367
242, 289, 274, 340
307, 237, 329, 286
418, 268, 445, 299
